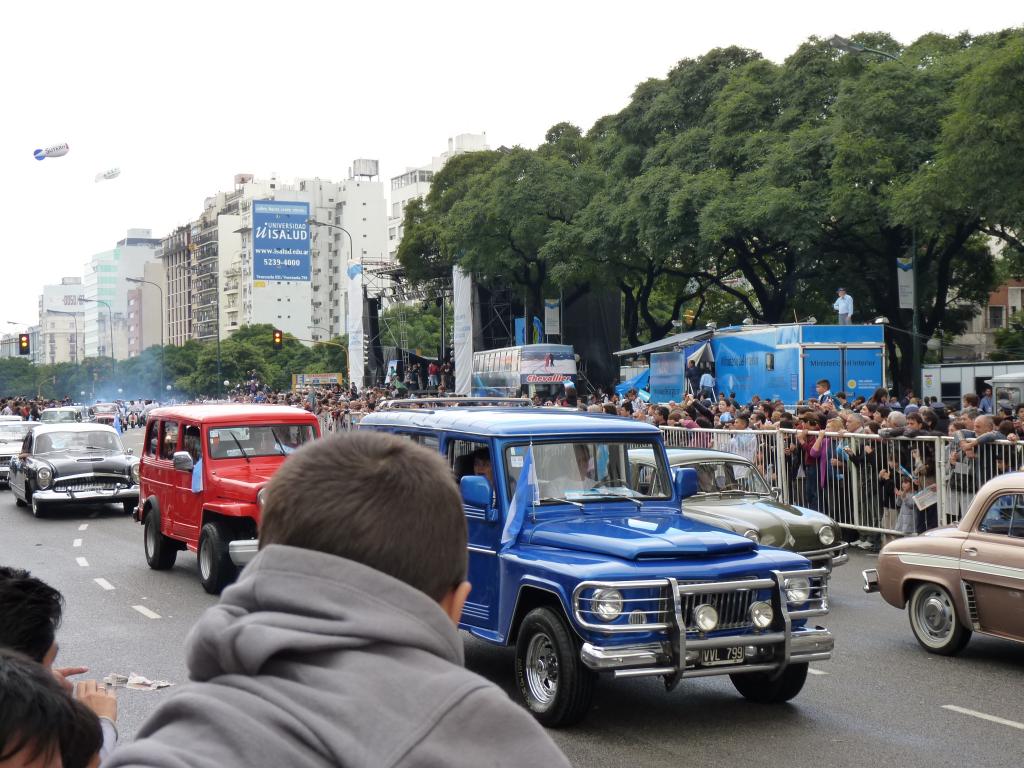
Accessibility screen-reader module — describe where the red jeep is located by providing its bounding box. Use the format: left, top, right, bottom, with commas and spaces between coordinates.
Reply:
137, 405, 321, 593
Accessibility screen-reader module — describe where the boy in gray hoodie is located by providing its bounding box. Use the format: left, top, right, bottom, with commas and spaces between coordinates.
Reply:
106, 431, 570, 768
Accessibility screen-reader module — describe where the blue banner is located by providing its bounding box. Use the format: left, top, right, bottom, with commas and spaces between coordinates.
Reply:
252, 200, 311, 281
649, 352, 686, 403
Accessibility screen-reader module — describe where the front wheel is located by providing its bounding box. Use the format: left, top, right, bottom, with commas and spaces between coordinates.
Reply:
514, 607, 595, 727
908, 582, 971, 655
198, 521, 237, 595
731, 662, 808, 703
144, 509, 177, 570
122, 500, 136, 516
31, 493, 47, 519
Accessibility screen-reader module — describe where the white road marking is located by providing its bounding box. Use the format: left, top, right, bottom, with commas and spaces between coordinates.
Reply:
942, 705, 1024, 731
131, 604, 161, 619
73, 538, 82, 547
78, 524, 88, 531
808, 668, 829, 676
93, 578, 114, 591
75, 557, 89, 567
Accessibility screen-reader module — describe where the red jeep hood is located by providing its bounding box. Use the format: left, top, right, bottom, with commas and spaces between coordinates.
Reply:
209, 463, 278, 499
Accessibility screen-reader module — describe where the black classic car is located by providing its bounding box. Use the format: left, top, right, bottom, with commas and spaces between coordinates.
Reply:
9, 423, 140, 517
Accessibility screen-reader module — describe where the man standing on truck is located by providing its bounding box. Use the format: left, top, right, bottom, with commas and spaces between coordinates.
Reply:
833, 287, 853, 325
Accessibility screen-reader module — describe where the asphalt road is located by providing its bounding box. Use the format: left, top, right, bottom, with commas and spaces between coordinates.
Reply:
0, 425, 1021, 766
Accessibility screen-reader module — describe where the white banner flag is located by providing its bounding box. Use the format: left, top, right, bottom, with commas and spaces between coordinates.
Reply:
896, 256, 915, 310
544, 298, 561, 336
346, 261, 364, 390
453, 267, 473, 396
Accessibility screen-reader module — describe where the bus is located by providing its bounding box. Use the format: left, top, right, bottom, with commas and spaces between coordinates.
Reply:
471, 344, 577, 399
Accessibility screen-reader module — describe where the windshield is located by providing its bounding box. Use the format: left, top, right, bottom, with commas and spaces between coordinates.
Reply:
92, 404, 118, 414
505, 440, 671, 503
0, 424, 32, 442
687, 460, 771, 495
40, 410, 77, 423
35, 430, 123, 455
207, 424, 316, 459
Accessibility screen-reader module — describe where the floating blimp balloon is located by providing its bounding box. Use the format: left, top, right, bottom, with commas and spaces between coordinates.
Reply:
33, 143, 69, 161
94, 168, 121, 182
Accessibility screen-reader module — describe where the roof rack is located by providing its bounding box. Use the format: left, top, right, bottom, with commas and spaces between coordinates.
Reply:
377, 397, 533, 410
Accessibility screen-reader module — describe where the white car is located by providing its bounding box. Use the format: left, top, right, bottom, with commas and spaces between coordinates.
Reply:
0, 421, 36, 486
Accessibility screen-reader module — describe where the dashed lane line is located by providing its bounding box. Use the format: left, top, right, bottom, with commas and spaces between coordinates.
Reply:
942, 705, 1024, 731
78, 524, 88, 531
75, 557, 89, 567
131, 605, 161, 619
93, 578, 114, 591
73, 538, 82, 547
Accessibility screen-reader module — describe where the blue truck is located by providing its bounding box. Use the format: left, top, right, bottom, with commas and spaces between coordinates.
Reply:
360, 403, 834, 725
640, 323, 887, 405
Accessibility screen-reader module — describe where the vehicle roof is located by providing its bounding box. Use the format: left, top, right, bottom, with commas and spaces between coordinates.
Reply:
0, 415, 26, 422
360, 407, 662, 438
42, 406, 88, 412
146, 404, 319, 424
32, 423, 119, 436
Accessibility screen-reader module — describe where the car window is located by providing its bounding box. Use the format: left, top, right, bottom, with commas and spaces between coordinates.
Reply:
978, 494, 1024, 538
182, 425, 202, 462
449, 439, 492, 488
160, 421, 179, 460
145, 420, 160, 457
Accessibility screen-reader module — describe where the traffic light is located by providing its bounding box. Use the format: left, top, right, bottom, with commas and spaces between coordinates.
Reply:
272, 329, 283, 351
18, 334, 30, 356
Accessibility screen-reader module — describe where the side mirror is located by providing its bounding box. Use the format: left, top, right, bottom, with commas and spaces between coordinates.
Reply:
172, 451, 194, 473
674, 467, 699, 501
771, 485, 782, 501
460, 475, 497, 522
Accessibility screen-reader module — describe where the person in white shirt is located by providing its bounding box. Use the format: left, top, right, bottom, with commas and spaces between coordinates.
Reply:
833, 287, 853, 324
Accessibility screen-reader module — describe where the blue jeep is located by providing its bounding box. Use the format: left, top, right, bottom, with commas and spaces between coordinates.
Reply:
360, 404, 833, 726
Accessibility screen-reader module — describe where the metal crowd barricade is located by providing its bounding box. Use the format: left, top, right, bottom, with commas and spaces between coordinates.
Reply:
318, 411, 364, 434
661, 426, 1024, 536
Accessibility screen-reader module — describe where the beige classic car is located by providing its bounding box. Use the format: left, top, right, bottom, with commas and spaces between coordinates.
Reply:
863, 473, 1024, 655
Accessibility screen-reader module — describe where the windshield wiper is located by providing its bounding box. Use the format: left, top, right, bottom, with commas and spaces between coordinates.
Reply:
539, 496, 585, 510
270, 429, 288, 455
589, 491, 643, 511
228, 432, 251, 463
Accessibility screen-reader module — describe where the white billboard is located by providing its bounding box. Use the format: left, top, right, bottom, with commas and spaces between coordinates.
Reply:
42, 284, 85, 314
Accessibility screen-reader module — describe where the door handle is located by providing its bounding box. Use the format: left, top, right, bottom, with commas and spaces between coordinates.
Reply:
963, 547, 978, 557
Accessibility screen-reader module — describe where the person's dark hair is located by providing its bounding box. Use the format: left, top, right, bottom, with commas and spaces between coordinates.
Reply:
695, 416, 713, 429
602, 404, 617, 415
655, 406, 669, 421
869, 387, 888, 404
0, 566, 64, 662
963, 393, 980, 407
0, 649, 102, 768
816, 379, 830, 389
259, 432, 467, 601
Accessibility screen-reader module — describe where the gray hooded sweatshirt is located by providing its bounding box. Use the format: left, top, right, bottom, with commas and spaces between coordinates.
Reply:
105, 545, 570, 768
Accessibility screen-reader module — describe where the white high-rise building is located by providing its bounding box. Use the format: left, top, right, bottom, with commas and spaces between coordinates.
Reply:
387, 133, 489, 261
82, 229, 160, 360
37, 277, 86, 364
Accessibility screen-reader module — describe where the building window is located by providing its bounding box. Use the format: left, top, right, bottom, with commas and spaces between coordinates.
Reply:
989, 306, 1006, 329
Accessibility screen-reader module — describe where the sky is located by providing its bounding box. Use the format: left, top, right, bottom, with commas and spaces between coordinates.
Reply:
1, 0, 1020, 326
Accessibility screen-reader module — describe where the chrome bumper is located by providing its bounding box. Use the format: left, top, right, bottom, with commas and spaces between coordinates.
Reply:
804, 542, 849, 569
228, 539, 259, 566
33, 486, 139, 503
862, 568, 879, 593
581, 626, 833, 679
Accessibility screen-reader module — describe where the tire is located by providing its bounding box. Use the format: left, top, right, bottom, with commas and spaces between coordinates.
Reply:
30, 493, 46, 519
198, 521, 237, 595
14, 490, 26, 508
123, 500, 136, 516
908, 582, 971, 656
144, 509, 177, 570
514, 607, 596, 727
731, 662, 808, 703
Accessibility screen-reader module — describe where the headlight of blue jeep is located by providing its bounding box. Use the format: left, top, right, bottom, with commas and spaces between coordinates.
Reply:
591, 588, 623, 622
785, 576, 811, 603
818, 526, 836, 546
36, 466, 53, 489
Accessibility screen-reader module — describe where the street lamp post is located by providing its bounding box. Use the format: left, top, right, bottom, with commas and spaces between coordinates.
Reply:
126, 277, 166, 396
308, 218, 358, 386
79, 298, 116, 382
828, 34, 920, 393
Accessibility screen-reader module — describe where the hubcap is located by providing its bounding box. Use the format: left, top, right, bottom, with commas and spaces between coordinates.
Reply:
916, 588, 954, 644
524, 631, 559, 708
199, 537, 212, 580
145, 518, 156, 557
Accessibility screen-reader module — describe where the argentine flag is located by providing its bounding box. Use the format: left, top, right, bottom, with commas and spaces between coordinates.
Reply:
113, 414, 122, 434
501, 446, 539, 549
